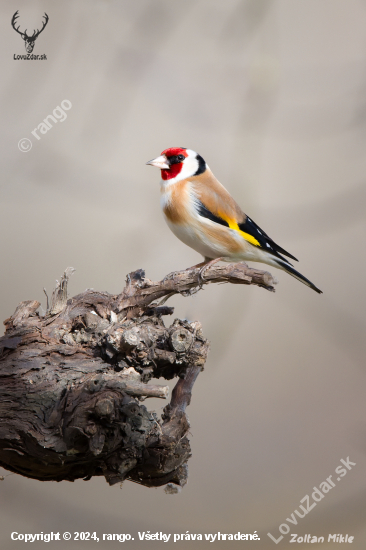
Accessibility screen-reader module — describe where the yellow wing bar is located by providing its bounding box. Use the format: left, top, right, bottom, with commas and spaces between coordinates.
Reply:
217, 212, 260, 247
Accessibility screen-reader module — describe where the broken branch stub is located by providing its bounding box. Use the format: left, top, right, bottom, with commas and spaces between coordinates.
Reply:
0, 262, 275, 488
49, 267, 76, 315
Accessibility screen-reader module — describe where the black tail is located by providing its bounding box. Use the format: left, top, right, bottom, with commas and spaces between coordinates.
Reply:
275, 260, 322, 294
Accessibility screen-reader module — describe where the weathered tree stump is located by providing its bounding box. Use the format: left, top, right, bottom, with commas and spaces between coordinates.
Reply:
0, 264, 276, 489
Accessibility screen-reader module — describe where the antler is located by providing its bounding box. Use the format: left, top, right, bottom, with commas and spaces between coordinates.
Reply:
11, 11, 25, 38
31, 13, 49, 40
11, 11, 49, 41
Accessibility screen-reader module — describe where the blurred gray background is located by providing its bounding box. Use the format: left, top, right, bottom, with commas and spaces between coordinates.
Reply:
1, 0, 366, 548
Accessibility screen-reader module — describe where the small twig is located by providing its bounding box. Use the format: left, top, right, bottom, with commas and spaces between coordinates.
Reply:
43, 288, 49, 311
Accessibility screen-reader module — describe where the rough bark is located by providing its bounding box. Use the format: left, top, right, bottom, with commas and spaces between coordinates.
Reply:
0, 263, 276, 488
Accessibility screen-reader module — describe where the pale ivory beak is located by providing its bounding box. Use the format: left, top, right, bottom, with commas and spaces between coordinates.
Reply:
146, 155, 169, 169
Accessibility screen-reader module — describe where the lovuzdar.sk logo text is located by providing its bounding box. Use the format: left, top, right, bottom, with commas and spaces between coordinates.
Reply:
12, 10, 48, 60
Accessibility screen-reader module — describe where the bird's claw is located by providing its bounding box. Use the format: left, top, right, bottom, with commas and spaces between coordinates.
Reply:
196, 257, 222, 289
197, 269, 206, 289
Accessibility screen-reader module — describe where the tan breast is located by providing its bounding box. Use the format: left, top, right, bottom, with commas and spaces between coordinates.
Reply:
161, 180, 191, 224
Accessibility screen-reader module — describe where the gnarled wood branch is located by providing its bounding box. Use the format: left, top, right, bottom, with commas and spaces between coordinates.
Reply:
113, 262, 276, 318
0, 263, 275, 489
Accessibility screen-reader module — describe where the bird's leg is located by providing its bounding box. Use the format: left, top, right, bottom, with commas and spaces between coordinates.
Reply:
187, 260, 208, 270
162, 259, 209, 286
186, 257, 210, 287
193, 257, 223, 287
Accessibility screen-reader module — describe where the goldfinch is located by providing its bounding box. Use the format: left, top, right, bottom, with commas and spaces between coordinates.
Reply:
146, 147, 322, 294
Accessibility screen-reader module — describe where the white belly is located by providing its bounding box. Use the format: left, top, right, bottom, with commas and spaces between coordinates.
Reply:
165, 219, 218, 259
165, 217, 254, 261
165, 216, 281, 269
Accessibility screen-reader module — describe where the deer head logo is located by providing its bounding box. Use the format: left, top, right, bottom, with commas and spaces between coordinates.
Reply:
11, 11, 49, 54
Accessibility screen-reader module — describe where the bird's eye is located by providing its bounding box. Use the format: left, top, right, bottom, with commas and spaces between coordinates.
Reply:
168, 154, 185, 165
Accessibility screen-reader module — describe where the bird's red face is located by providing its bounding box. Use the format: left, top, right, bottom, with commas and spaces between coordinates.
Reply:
146, 147, 206, 182
160, 147, 188, 180
146, 147, 188, 180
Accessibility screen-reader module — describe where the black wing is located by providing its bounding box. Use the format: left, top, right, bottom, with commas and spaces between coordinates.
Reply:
238, 216, 298, 262
197, 199, 298, 263
197, 200, 230, 228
